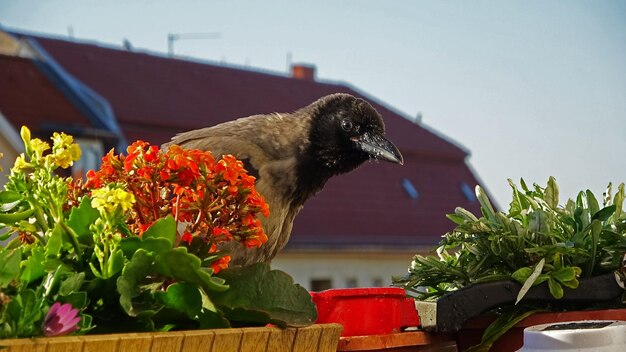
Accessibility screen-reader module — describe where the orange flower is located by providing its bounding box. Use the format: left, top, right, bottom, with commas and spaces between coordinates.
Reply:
211, 255, 230, 274
212, 227, 233, 241
243, 230, 268, 248
181, 231, 193, 245
80, 140, 269, 274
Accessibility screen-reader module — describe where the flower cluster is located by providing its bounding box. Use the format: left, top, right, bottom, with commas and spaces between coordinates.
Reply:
77, 141, 269, 272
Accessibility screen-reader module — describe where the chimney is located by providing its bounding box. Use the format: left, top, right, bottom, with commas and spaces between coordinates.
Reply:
291, 64, 316, 81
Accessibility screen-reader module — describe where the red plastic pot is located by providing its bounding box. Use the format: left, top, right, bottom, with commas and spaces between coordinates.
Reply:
310, 287, 420, 337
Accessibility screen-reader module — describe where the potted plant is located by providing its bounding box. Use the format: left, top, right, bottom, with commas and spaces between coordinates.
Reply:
0, 127, 341, 351
394, 177, 626, 351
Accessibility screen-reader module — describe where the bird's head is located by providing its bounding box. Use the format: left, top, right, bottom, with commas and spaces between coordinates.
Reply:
306, 93, 404, 175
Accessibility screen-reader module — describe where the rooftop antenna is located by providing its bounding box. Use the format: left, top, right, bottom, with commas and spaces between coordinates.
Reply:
67, 26, 74, 40
167, 32, 220, 57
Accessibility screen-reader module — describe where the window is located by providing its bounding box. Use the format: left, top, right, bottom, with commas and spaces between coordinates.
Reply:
371, 277, 384, 287
72, 138, 104, 179
461, 182, 477, 202
401, 178, 419, 200
310, 278, 332, 292
345, 277, 358, 288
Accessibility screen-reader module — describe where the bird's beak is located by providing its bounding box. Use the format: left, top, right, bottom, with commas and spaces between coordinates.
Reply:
353, 132, 404, 165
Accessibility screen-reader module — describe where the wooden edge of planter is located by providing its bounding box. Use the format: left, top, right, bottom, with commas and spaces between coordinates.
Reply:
0, 323, 343, 352
337, 331, 455, 351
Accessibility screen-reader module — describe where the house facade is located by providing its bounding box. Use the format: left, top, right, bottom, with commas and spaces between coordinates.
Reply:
0, 30, 486, 290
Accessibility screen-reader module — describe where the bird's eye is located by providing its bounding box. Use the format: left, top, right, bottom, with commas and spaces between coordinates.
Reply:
341, 118, 354, 132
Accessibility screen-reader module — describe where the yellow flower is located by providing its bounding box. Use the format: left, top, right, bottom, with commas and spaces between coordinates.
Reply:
12, 154, 31, 171
30, 138, 50, 158
52, 144, 82, 169
92, 186, 136, 214
20, 126, 31, 144
52, 132, 74, 149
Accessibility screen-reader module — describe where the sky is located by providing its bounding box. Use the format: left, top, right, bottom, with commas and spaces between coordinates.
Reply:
1, 0, 625, 209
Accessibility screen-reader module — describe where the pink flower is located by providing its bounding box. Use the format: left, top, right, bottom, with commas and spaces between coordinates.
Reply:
42, 302, 81, 337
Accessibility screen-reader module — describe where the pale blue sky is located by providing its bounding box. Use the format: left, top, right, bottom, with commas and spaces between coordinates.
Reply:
1, 0, 625, 209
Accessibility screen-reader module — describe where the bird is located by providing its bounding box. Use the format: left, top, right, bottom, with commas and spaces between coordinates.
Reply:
164, 93, 403, 265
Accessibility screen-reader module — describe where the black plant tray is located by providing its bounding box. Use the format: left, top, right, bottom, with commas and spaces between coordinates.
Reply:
429, 273, 623, 332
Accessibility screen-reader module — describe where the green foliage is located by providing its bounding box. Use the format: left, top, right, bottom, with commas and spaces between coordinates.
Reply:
394, 177, 626, 351
394, 177, 626, 301
0, 127, 314, 338
213, 263, 318, 328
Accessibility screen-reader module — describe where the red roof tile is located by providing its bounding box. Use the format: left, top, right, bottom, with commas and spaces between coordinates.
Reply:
0, 55, 92, 135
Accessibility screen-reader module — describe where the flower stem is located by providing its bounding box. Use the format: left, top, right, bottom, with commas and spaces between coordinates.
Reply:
60, 221, 83, 263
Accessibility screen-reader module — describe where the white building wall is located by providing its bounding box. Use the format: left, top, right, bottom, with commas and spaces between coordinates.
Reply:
0, 112, 23, 188
271, 250, 426, 291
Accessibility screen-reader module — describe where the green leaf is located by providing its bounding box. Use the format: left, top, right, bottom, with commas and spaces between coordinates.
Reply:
0, 191, 24, 212
142, 215, 176, 246
155, 283, 202, 319
551, 267, 577, 283
117, 249, 155, 316
467, 307, 544, 352
0, 208, 34, 225
107, 249, 125, 277
476, 186, 496, 221
548, 277, 564, 299
511, 267, 532, 284
454, 207, 479, 222
544, 176, 559, 209
515, 258, 545, 304
66, 197, 100, 245
20, 246, 46, 284
43, 264, 73, 298
58, 272, 85, 296
197, 309, 231, 329
119, 237, 172, 258
212, 263, 317, 328
59, 291, 88, 309
560, 278, 579, 289
153, 248, 228, 293
586, 220, 602, 276
8, 289, 43, 337
45, 223, 64, 257
0, 248, 22, 287
592, 205, 616, 222
613, 183, 624, 220
586, 190, 600, 219
446, 213, 466, 225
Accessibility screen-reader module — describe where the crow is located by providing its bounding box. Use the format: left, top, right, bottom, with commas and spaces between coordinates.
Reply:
164, 93, 403, 265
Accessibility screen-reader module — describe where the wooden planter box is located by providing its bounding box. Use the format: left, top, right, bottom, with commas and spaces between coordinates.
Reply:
337, 331, 456, 352
0, 323, 343, 352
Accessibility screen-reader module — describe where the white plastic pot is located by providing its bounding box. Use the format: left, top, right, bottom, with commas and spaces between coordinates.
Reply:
519, 320, 626, 351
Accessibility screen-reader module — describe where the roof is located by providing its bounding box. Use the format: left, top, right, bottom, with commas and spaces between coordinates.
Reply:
0, 55, 92, 133
0, 32, 487, 250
